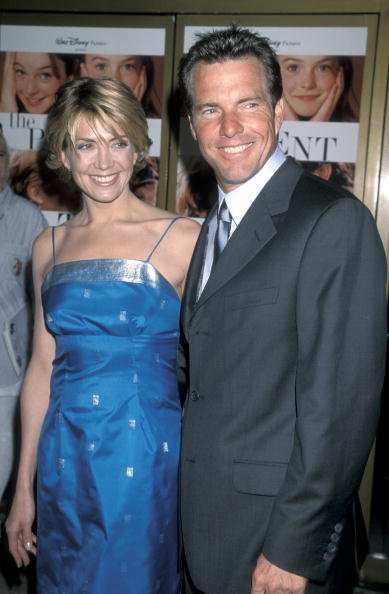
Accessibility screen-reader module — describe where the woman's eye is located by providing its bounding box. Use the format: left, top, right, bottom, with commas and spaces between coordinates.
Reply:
40, 71, 53, 80
114, 140, 130, 149
95, 63, 107, 73
318, 64, 333, 73
76, 143, 92, 151
286, 65, 299, 73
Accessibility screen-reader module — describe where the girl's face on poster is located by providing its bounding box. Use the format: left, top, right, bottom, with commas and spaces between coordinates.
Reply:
278, 55, 341, 118
80, 55, 147, 101
13, 52, 67, 114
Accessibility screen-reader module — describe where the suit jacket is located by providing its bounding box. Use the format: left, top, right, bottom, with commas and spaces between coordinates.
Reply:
180, 158, 387, 594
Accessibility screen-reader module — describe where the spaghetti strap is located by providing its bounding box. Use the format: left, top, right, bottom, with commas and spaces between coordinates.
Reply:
51, 226, 56, 267
145, 217, 184, 263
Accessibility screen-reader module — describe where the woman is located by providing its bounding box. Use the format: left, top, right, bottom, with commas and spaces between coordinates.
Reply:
277, 54, 357, 122
0, 51, 74, 114
5, 77, 199, 593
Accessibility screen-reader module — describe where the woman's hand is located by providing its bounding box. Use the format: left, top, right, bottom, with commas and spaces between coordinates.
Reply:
282, 97, 299, 121
5, 487, 37, 567
312, 66, 344, 122
0, 52, 18, 113
132, 65, 147, 102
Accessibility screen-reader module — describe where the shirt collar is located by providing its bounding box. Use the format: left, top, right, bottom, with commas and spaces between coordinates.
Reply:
218, 148, 286, 227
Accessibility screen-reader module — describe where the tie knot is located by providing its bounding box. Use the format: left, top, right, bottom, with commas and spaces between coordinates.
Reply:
218, 200, 231, 224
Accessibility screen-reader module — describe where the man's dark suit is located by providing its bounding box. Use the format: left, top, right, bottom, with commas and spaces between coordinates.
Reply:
180, 158, 387, 594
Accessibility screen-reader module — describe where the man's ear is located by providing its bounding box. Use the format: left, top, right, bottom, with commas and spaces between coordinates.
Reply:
274, 97, 284, 135
188, 115, 197, 141
26, 181, 44, 206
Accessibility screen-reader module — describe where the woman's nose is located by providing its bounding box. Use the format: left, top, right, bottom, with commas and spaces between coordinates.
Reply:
25, 77, 39, 96
300, 69, 315, 89
96, 147, 113, 169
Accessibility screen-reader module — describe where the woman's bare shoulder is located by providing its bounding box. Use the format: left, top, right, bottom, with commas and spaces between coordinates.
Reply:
32, 225, 67, 279
172, 215, 201, 239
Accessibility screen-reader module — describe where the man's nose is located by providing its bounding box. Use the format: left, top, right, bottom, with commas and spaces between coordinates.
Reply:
220, 111, 244, 137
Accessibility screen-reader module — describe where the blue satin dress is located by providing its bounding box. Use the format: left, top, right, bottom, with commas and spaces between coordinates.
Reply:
37, 222, 182, 594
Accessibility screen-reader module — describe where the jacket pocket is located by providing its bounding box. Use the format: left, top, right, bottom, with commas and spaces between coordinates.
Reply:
233, 459, 287, 496
226, 287, 279, 310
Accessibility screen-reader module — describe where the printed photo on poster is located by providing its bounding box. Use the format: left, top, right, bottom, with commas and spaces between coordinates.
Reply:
278, 55, 363, 123
0, 24, 166, 222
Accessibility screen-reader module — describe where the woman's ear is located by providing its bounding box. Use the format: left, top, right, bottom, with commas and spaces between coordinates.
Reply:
61, 151, 71, 171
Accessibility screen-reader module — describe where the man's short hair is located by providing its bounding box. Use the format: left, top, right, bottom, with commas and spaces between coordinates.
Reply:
178, 25, 283, 115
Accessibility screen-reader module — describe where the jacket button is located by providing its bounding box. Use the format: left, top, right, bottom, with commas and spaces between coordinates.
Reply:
190, 390, 200, 401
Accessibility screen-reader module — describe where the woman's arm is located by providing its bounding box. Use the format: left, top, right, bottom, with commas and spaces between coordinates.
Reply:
5, 229, 55, 567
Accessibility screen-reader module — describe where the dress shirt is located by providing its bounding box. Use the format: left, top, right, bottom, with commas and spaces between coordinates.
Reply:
198, 148, 286, 296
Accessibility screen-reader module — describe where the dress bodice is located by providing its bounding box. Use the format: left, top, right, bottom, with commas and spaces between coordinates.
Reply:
42, 258, 180, 338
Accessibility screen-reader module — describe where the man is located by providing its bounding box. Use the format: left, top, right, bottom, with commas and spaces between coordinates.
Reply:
0, 130, 47, 501
178, 26, 387, 594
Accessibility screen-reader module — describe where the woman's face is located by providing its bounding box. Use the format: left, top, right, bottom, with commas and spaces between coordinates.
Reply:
13, 52, 67, 114
61, 118, 138, 206
80, 55, 147, 101
278, 55, 340, 118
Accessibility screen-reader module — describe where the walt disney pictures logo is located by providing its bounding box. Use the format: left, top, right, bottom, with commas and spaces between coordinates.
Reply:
55, 36, 107, 51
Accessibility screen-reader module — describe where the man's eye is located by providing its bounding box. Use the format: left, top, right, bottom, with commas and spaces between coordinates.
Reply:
202, 107, 217, 115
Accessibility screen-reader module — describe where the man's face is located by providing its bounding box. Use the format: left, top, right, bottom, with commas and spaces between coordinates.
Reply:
188, 57, 283, 193
0, 137, 8, 192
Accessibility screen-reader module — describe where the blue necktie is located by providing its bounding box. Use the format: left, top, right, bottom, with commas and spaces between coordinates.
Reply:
213, 200, 231, 264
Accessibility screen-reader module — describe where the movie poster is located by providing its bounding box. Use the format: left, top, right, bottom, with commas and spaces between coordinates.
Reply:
0, 24, 167, 223
176, 25, 367, 218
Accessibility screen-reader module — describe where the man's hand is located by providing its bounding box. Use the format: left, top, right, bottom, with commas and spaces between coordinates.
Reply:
251, 554, 307, 594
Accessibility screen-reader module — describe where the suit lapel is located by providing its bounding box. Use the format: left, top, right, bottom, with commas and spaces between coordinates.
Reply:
197, 196, 275, 306
184, 158, 303, 328
181, 204, 216, 335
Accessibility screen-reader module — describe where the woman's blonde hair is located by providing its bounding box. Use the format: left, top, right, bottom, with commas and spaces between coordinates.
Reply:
45, 77, 151, 176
